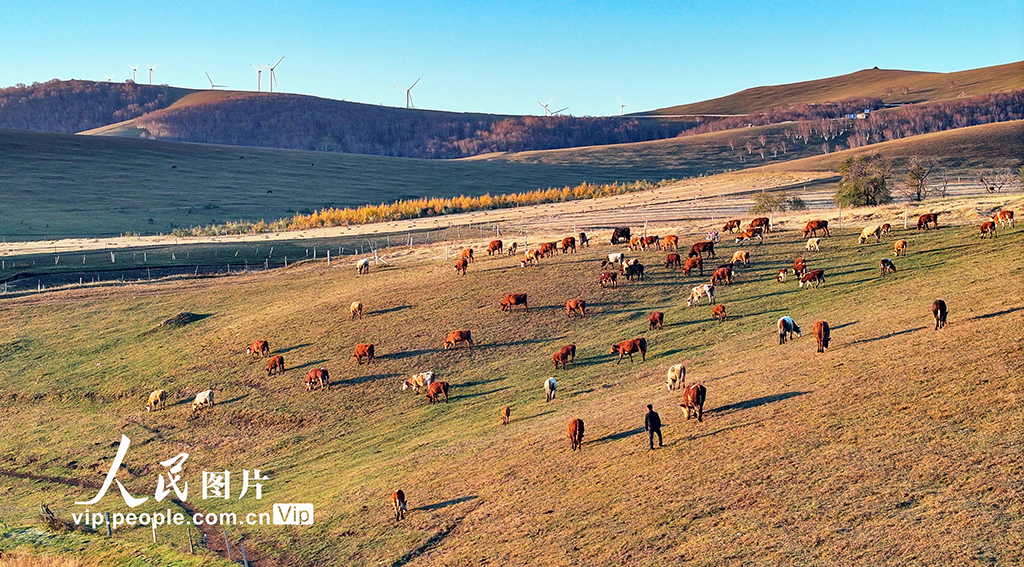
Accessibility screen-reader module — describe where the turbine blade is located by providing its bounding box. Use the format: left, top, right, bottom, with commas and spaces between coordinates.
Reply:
409, 77, 420, 89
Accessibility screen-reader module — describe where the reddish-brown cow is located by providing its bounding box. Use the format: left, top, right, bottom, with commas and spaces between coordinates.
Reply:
488, 240, 503, 255
663, 235, 679, 251
722, 219, 742, 233
266, 355, 285, 376
649, 311, 664, 330
610, 337, 647, 364
712, 304, 727, 322
682, 255, 704, 276
561, 236, 577, 253
305, 367, 330, 391
443, 330, 474, 350
750, 217, 771, 232
679, 383, 706, 422
553, 344, 576, 369
813, 321, 831, 353
803, 220, 830, 237
454, 258, 469, 275
501, 406, 511, 425
688, 241, 716, 259
568, 418, 585, 451
565, 298, 586, 317
392, 490, 407, 521
980, 221, 997, 238
352, 344, 375, 364
600, 271, 618, 288
425, 381, 450, 404
246, 340, 270, 359
917, 213, 941, 230
500, 293, 529, 312
664, 253, 682, 268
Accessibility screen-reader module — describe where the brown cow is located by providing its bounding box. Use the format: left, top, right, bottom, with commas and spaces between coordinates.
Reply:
649, 311, 664, 330
611, 227, 631, 245
629, 236, 643, 251
679, 383, 706, 422
712, 304, 727, 322
642, 235, 660, 251
599, 271, 618, 288
392, 490, 407, 521
664, 253, 682, 268
350, 302, 363, 320
894, 240, 907, 257
917, 212, 941, 230
501, 406, 511, 425
610, 337, 647, 364
993, 210, 1015, 228
880, 223, 891, 235
568, 418, 585, 451
932, 299, 948, 330
688, 241, 716, 259
735, 226, 764, 245
682, 255, 704, 276
565, 298, 586, 317
500, 293, 528, 312
461, 248, 474, 262
146, 389, 167, 412
578, 232, 590, 248
980, 221, 997, 238
750, 217, 771, 232
804, 220, 831, 238
488, 240, 503, 255
710, 265, 733, 286
722, 219, 742, 233
561, 236, 577, 253
663, 235, 679, 251
454, 258, 469, 275
426, 381, 450, 404
443, 330, 474, 350
553, 344, 576, 369
813, 321, 830, 353
799, 269, 825, 288
246, 340, 270, 359
793, 257, 807, 277
506, 242, 519, 256
266, 355, 285, 376
305, 367, 330, 391
539, 242, 558, 258
352, 344, 375, 364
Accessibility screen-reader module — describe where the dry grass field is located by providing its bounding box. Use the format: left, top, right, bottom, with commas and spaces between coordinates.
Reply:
0, 191, 1022, 565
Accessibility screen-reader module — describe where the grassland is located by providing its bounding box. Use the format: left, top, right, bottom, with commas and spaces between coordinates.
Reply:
0, 194, 1021, 566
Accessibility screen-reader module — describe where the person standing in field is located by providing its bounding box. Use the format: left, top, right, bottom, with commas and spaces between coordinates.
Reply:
645, 404, 663, 449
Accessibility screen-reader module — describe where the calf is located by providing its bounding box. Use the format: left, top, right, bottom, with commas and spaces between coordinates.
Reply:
917, 212, 940, 230
806, 238, 821, 252
980, 221, 997, 238
356, 258, 370, 275
391, 490, 407, 522
565, 298, 586, 317
146, 389, 167, 412
305, 367, 330, 391
664, 253, 682, 268
544, 377, 558, 402
993, 210, 1015, 228
686, 284, 716, 307
793, 257, 807, 277
443, 330, 474, 350
663, 235, 679, 251
894, 240, 907, 257
629, 236, 642, 251
776, 268, 788, 283
578, 232, 590, 248
642, 235, 661, 251
778, 316, 802, 344
880, 223, 891, 235
688, 241, 716, 259
731, 250, 750, 265
562, 236, 577, 253
454, 258, 469, 275
501, 406, 511, 425
712, 304, 727, 322
599, 271, 618, 288
624, 262, 645, 281
602, 252, 625, 267
799, 269, 825, 289
610, 337, 647, 364
500, 293, 528, 312
722, 219, 742, 233
803, 220, 830, 238
679, 383, 706, 422
553, 344, 576, 369
568, 418, 585, 451
506, 242, 519, 256
426, 381, 450, 404
352, 344, 375, 364
266, 355, 285, 376
350, 302, 363, 320
734, 226, 764, 245
461, 248, 474, 262
813, 321, 831, 353
488, 240, 503, 255
649, 311, 664, 330
246, 340, 270, 359
858, 225, 882, 244
666, 363, 686, 391
191, 390, 214, 412
879, 258, 897, 276
932, 299, 948, 330
682, 255, 703, 276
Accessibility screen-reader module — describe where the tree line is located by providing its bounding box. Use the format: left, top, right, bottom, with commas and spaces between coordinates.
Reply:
0, 79, 173, 133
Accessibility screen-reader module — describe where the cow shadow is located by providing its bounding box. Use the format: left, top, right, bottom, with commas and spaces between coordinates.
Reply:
709, 391, 810, 416
336, 373, 400, 387
380, 349, 436, 361
455, 387, 509, 400
848, 327, 925, 345
460, 377, 502, 388
831, 321, 859, 331
374, 305, 412, 315
593, 427, 645, 444
513, 410, 555, 422
480, 338, 547, 349
276, 343, 312, 354
413, 495, 478, 512
293, 359, 329, 371
217, 393, 249, 406
971, 306, 1024, 320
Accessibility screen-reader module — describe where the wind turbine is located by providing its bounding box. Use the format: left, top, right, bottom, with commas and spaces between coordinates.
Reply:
205, 72, 228, 89
145, 63, 157, 84
129, 64, 139, 83
105, 74, 114, 83
551, 106, 569, 115
267, 56, 284, 92
250, 64, 266, 92
393, 78, 420, 108
538, 98, 553, 116
618, 98, 628, 116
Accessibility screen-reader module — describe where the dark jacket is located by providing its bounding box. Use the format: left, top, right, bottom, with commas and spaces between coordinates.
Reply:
645, 410, 661, 431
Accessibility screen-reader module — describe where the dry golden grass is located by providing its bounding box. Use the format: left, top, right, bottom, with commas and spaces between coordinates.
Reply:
0, 551, 85, 567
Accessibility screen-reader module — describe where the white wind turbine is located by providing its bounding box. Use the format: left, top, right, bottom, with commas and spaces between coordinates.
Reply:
538, 98, 553, 116
205, 72, 228, 89
394, 78, 420, 108
267, 56, 284, 92
250, 64, 266, 92
105, 74, 114, 82
146, 63, 157, 84
618, 98, 628, 116
129, 64, 139, 82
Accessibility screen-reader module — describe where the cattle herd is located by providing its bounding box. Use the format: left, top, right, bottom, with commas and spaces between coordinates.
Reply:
140, 206, 1015, 522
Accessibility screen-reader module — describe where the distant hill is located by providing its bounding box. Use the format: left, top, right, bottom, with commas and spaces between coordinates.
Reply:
648, 61, 1024, 115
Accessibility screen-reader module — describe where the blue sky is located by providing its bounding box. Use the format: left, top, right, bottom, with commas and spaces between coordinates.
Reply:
3, 0, 1022, 116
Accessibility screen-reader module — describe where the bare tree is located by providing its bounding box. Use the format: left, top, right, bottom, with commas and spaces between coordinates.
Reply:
821, 142, 829, 154
900, 86, 910, 95
727, 139, 735, 151
758, 133, 767, 147
745, 140, 755, 155
901, 157, 936, 201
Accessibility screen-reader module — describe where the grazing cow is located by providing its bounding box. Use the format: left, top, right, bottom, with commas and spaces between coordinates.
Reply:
629, 236, 642, 251
813, 321, 831, 353
803, 220, 831, 238
680, 383, 706, 422
426, 381, 450, 404
520, 249, 540, 267
993, 210, 1015, 228
553, 344, 576, 369
649, 311, 664, 330
686, 284, 716, 307
722, 219, 742, 233
578, 232, 590, 248
539, 242, 558, 258
568, 418, 585, 451
793, 257, 807, 277
352, 344, 375, 364
858, 225, 882, 244
266, 355, 285, 376
624, 262, 645, 281
501, 406, 511, 425
600, 271, 618, 288
712, 304, 727, 322
710, 264, 733, 286
544, 377, 558, 402
776, 268, 788, 283
402, 371, 435, 394
731, 250, 750, 265
602, 252, 626, 267
894, 239, 907, 256
663, 235, 679, 251
356, 258, 370, 275
806, 238, 821, 252
777, 316, 802, 344
750, 217, 771, 232
879, 258, 897, 276
688, 241, 716, 259
350, 302, 363, 320
305, 367, 330, 391
917, 213, 940, 230
565, 298, 586, 317
735, 226, 764, 245
192, 390, 215, 412
880, 223, 891, 235
619, 258, 639, 273
664, 253, 682, 268
461, 248, 475, 263
642, 235, 661, 251
500, 293, 529, 312
682, 255, 704, 276
665, 363, 686, 391
610, 337, 647, 364
454, 258, 469, 275
799, 269, 825, 288
561, 236, 577, 253
146, 389, 167, 412
488, 240, 503, 255
611, 227, 631, 245
980, 221, 997, 238
506, 242, 519, 256
246, 340, 270, 359
443, 330, 474, 350
392, 490, 407, 522
932, 299, 948, 330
